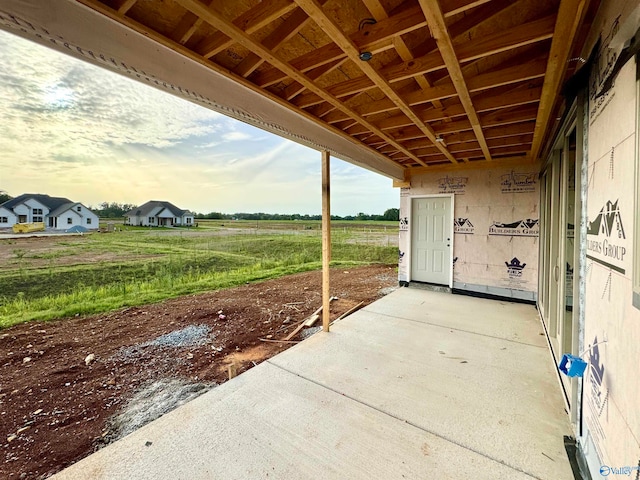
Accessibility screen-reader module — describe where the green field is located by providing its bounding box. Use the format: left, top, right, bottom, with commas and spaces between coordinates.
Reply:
0, 221, 398, 328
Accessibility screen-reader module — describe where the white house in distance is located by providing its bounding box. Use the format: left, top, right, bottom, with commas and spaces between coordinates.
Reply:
124, 201, 194, 227
0, 193, 99, 230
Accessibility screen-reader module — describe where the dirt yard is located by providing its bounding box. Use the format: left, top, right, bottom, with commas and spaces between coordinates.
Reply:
0, 265, 397, 479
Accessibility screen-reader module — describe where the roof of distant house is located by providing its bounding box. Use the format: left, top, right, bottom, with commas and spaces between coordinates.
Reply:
49, 202, 82, 218
0, 193, 74, 211
124, 200, 192, 218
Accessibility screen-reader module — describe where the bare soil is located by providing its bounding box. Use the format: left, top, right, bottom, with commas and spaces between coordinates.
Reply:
0, 265, 397, 479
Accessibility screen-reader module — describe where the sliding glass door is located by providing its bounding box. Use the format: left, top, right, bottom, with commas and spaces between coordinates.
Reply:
539, 120, 579, 404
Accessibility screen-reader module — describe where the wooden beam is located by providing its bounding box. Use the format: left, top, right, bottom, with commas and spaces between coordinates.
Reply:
171, 11, 202, 44
407, 155, 538, 176
174, 0, 426, 166
284, 58, 346, 101
235, 2, 328, 77
373, 85, 542, 130
444, 122, 535, 145
443, 0, 493, 17
290, 0, 521, 110
321, 151, 331, 333
412, 134, 534, 156
77, 0, 405, 178
362, 0, 443, 108
294, 0, 457, 163
117, 0, 136, 15
531, 0, 589, 160
294, 15, 555, 104
253, 1, 427, 87
353, 53, 547, 117
170, 0, 218, 45
393, 105, 538, 141
195, 0, 298, 59
420, 0, 491, 160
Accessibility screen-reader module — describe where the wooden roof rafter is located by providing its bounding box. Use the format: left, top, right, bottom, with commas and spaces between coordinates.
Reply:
14, 0, 595, 177
172, 0, 433, 167
419, 0, 491, 161
531, 0, 591, 160
293, 0, 457, 164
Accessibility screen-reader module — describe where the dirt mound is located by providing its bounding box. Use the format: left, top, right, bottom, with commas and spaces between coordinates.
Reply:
0, 264, 397, 479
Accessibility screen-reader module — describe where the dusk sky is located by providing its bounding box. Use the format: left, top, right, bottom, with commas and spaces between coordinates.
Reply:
0, 29, 398, 216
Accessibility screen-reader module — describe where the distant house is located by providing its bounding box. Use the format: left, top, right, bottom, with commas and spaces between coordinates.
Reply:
0, 193, 99, 230
124, 201, 194, 227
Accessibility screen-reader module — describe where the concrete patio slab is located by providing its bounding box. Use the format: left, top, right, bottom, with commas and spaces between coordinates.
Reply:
53, 288, 573, 480
364, 286, 548, 347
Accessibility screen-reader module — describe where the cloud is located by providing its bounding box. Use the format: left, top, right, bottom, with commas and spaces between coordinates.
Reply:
0, 29, 398, 216
221, 131, 252, 142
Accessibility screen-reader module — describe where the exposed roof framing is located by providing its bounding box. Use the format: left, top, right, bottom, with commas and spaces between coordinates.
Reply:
0, 0, 595, 177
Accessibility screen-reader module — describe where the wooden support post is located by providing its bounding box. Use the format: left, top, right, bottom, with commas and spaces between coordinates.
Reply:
322, 150, 331, 332
227, 362, 237, 380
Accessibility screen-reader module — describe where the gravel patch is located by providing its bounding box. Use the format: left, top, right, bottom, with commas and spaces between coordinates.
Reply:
299, 326, 321, 339
113, 325, 213, 362
378, 286, 399, 296
100, 378, 214, 445
142, 324, 212, 348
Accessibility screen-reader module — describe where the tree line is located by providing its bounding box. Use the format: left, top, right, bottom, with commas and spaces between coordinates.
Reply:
193, 208, 399, 221
0, 195, 400, 222
91, 202, 138, 218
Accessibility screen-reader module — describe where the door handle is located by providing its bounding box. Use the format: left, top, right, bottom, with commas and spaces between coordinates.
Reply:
554, 265, 559, 282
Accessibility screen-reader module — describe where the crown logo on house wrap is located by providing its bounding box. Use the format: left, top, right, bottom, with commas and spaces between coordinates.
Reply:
505, 258, 526, 271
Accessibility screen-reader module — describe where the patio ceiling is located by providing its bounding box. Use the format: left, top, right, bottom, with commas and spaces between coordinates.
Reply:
0, 0, 595, 179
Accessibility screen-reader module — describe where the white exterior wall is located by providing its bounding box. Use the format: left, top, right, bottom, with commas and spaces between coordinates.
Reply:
79, 205, 99, 229
0, 206, 16, 226
125, 215, 140, 226
399, 165, 539, 301
578, 0, 640, 474
58, 209, 83, 228
12, 199, 48, 222
156, 208, 173, 218
58, 204, 98, 229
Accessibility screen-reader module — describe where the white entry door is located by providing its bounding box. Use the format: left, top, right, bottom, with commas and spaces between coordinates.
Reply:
411, 196, 452, 285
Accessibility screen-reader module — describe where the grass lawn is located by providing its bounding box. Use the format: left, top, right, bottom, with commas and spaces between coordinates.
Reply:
0, 222, 398, 328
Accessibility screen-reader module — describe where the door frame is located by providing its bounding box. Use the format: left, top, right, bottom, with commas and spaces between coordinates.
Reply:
538, 100, 581, 416
407, 194, 455, 288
